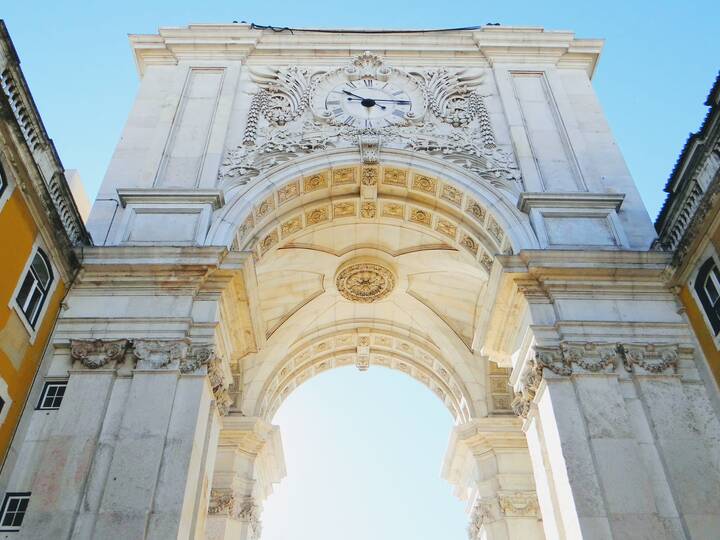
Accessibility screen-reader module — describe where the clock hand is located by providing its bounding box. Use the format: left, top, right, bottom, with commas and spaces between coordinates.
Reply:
342, 89, 366, 100
345, 96, 410, 105
370, 98, 411, 104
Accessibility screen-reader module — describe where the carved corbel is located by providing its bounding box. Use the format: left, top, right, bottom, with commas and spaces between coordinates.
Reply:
70, 339, 130, 370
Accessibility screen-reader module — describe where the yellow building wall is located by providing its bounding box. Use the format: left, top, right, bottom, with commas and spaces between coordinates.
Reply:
0, 189, 65, 466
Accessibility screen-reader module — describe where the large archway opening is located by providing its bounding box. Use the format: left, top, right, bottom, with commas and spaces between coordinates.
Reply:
207, 159, 536, 539
261, 366, 467, 540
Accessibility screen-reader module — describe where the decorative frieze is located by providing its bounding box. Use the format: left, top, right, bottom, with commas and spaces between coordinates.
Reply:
512, 342, 684, 418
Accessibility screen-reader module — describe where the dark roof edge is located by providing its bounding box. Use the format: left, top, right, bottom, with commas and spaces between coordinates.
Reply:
655, 71, 720, 230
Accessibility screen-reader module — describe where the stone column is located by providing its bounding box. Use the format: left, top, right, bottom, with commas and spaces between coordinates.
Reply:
205, 416, 286, 540
19, 338, 231, 540
18, 340, 129, 539
442, 417, 545, 540
514, 342, 720, 539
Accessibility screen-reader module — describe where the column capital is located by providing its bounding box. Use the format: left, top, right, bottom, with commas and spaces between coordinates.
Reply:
511, 341, 692, 418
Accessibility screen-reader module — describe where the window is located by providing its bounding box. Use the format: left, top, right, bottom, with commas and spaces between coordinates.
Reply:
0, 493, 30, 531
695, 257, 720, 334
36, 381, 67, 410
16, 249, 53, 329
0, 161, 6, 198
0, 396, 4, 416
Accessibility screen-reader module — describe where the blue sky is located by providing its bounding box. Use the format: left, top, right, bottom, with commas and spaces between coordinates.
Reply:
3, 2, 719, 538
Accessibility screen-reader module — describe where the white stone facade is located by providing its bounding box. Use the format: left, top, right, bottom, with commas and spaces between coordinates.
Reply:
2, 24, 720, 539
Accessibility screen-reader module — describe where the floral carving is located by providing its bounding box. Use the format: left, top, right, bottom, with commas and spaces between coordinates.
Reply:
360, 202, 376, 218
336, 262, 395, 303
70, 339, 129, 369
361, 166, 378, 186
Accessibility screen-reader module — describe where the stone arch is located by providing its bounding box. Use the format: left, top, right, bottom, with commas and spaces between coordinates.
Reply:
254, 323, 481, 423
205, 148, 540, 254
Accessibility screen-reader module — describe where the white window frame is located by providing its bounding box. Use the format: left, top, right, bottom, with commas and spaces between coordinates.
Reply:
0, 156, 15, 214
0, 492, 30, 532
36, 380, 68, 411
8, 241, 59, 344
688, 246, 720, 350
0, 376, 11, 427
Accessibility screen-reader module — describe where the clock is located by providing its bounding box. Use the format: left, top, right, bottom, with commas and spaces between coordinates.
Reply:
321, 78, 414, 128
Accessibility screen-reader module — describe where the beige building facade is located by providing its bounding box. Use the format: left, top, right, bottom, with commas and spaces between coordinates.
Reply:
1, 24, 720, 539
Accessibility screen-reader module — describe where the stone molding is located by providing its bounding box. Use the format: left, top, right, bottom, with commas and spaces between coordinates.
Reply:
69, 338, 232, 414
468, 491, 540, 539
512, 342, 684, 418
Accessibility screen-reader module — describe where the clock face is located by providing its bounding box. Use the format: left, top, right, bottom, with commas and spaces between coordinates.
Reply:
324, 79, 412, 128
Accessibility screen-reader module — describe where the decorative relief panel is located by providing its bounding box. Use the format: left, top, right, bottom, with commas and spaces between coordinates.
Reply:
219, 52, 520, 191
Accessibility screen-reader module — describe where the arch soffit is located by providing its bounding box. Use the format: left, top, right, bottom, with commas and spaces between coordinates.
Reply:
206, 149, 540, 256
253, 323, 479, 424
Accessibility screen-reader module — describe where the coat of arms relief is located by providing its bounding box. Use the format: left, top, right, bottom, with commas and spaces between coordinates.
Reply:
218, 52, 521, 192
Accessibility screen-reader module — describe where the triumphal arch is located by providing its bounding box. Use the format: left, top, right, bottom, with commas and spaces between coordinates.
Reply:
4, 24, 720, 539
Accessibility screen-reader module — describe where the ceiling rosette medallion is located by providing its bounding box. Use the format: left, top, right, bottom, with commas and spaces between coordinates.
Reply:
219, 52, 520, 191
335, 259, 396, 303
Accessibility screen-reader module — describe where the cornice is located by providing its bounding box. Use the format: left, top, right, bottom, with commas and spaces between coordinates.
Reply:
518, 192, 625, 213
117, 188, 225, 209
130, 24, 602, 78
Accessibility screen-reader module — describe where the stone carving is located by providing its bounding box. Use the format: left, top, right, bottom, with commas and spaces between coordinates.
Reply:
360, 202, 376, 218
513, 342, 682, 418
468, 492, 539, 538
180, 345, 217, 374
133, 339, 189, 370
468, 499, 499, 539
207, 357, 233, 416
336, 262, 395, 303
498, 492, 540, 518
238, 497, 262, 539
511, 357, 544, 419
208, 489, 235, 515
415, 68, 490, 132
70, 339, 129, 369
618, 344, 679, 374
361, 166, 378, 186
219, 52, 520, 191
